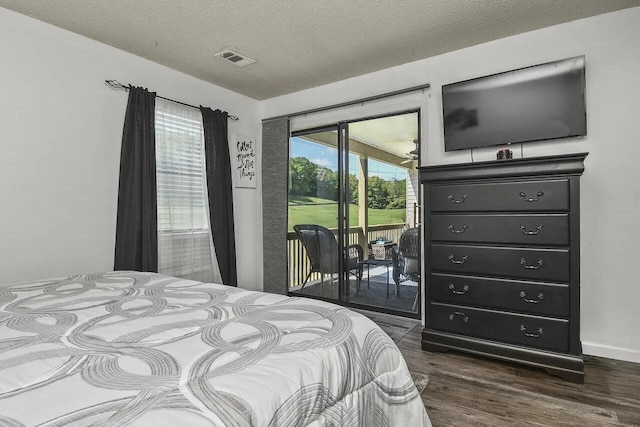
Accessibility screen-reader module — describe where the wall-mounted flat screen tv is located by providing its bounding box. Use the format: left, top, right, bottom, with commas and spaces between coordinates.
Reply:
442, 56, 586, 152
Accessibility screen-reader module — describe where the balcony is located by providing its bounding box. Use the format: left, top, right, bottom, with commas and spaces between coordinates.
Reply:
287, 223, 419, 315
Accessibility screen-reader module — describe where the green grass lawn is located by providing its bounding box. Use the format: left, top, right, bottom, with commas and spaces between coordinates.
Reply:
288, 196, 405, 231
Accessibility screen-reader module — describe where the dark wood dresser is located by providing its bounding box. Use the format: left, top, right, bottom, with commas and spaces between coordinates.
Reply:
419, 153, 588, 383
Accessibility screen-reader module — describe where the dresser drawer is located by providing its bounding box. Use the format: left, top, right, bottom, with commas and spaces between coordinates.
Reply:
431, 244, 570, 282
429, 273, 570, 316
430, 179, 569, 212
431, 214, 569, 246
429, 302, 569, 352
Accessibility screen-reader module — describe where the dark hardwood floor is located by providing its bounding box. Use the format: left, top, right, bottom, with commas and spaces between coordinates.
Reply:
396, 325, 640, 426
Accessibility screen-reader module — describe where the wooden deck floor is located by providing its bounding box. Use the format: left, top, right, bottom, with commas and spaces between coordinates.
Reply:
396, 325, 640, 426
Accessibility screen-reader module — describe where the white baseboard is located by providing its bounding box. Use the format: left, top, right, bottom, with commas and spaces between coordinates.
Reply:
582, 341, 640, 364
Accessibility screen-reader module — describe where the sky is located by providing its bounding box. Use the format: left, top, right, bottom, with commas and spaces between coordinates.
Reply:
290, 137, 407, 180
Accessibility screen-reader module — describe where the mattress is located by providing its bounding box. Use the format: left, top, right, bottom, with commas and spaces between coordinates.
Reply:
0, 271, 430, 426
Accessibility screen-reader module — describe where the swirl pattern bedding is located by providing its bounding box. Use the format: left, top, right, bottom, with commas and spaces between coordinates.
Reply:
0, 271, 430, 426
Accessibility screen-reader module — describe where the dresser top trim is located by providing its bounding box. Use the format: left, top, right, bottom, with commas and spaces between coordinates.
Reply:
419, 152, 588, 183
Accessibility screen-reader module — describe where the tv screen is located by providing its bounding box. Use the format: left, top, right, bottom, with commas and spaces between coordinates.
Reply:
442, 56, 586, 152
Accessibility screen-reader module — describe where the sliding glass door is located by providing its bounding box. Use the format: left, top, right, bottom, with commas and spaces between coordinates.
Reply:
287, 111, 420, 318
287, 126, 342, 301
343, 113, 420, 315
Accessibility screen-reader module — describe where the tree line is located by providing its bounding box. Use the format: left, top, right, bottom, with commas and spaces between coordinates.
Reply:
289, 157, 406, 209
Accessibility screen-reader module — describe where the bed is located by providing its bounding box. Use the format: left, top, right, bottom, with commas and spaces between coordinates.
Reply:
0, 271, 430, 426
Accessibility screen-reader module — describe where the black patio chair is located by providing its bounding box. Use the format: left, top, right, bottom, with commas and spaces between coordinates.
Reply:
392, 227, 421, 310
293, 224, 364, 292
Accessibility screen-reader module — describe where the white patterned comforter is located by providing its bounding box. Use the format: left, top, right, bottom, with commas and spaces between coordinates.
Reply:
0, 271, 430, 426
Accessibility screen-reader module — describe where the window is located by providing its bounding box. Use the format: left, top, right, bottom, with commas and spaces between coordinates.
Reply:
155, 98, 220, 282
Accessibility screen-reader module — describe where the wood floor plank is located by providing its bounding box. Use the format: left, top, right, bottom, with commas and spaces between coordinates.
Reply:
425, 372, 509, 417
504, 389, 622, 427
401, 348, 437, 376
422, 400, 511, 427
617, 409, 640, 426
392, 323, 640, 427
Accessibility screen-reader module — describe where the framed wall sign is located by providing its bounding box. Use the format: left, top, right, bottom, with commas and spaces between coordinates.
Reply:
233, 133, 257, 188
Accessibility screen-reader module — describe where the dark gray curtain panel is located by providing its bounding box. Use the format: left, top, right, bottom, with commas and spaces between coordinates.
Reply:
200, 107, 238, 286
261, 117, 290, 295
114, 87, 158, 272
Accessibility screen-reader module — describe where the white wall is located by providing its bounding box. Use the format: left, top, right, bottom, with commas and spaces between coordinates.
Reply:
0, 7, 263, 291
260, 7, 640, 363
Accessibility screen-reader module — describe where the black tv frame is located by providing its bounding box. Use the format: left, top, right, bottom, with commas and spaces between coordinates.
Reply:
442, 55, 587, 152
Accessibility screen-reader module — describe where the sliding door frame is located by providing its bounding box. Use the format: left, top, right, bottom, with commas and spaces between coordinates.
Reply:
288, 109, 422, 319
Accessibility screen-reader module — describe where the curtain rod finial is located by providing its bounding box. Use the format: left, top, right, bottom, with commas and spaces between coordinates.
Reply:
105, 80, 128, 91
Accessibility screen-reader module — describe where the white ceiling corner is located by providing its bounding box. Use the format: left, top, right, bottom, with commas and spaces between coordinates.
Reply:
1, 0, 639, 100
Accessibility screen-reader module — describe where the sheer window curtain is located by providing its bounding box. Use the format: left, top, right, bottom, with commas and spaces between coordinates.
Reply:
155, 98, 222, 283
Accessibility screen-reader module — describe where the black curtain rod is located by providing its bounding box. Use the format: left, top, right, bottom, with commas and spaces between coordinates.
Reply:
263, 83, 430, 122
105, 80, 239, 121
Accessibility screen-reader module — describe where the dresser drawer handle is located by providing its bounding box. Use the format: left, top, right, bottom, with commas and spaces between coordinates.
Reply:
448, 194, 468, 204
449, 311, 469, 322
520, 258, 543, 270
449, 283, 470, 295
519, 291, 544, 303
520, 225, 542, 235
448, 224, 469, 234
519, 191, 544, 202
520, 325, 543, 338
448, 254, 468, 265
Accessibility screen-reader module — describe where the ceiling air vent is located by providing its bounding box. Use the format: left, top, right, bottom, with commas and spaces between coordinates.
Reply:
214, 48, 256, 67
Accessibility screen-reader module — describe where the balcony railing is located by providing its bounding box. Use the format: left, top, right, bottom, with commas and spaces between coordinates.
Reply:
287, 223, 405, 289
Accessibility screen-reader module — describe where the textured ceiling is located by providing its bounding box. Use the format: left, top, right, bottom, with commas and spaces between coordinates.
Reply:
2, 0, 639, 100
